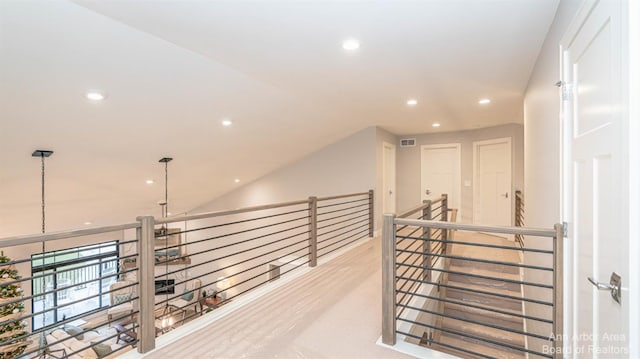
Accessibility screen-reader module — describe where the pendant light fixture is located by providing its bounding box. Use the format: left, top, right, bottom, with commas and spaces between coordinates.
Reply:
158, 157, 174, 331
32, 149, 53, 357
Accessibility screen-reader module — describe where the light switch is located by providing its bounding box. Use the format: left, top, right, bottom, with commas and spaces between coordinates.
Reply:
464, 180, 472, 187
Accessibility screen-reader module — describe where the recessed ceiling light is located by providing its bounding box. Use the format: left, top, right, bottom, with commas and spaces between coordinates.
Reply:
478, 98, 491, 105
222, 119, 232, 127
432, 123, 441, 128
145, 179, 154, 184
234, 179, 240, 183
342, 39, 360, 51
84, 221, 92, 226
406, 99, 418, 106
167, 212, 172, 216
86, 91, 106, 101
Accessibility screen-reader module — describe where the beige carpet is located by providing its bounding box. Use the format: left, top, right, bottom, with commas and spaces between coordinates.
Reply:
144, 237, 411, 359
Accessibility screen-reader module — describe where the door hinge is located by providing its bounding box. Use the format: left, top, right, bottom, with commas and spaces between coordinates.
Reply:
563, 221, 568, 237
561, 82, 575, 101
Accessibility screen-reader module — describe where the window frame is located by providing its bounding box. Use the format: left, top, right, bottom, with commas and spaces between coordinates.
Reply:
31, 240, 119, 330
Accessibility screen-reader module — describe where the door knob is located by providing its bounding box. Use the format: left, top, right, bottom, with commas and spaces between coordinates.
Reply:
500, 192, 509, 198
425, 189, 431, 195
587, 272, 621, 304
388, 190, 393, 195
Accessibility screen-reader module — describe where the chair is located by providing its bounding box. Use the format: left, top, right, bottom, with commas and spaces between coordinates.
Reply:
107, 280, 134, 326
168, 279, 201, 322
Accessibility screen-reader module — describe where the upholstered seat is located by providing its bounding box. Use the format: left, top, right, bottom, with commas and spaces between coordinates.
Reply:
107, 280, 134, 326
168, 279, 201, 322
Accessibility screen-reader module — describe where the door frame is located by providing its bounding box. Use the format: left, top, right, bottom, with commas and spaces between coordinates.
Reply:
472, 137, 512, 225
382, 141, 396, 214
629, 0, 640, 356
420, 143, 461, 220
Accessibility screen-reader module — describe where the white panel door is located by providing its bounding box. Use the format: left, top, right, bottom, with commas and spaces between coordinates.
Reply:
562, 0, 629, 356
473, 138, 511, 226
420, 144, 460, 219
382, 142, 396, 214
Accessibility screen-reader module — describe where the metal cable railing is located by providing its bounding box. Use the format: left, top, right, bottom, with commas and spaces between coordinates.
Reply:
382, 213, 563, 359
0, 190, 374, 356
0, 223, 141, 358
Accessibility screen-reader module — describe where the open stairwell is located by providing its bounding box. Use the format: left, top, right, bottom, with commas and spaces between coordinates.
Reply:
412, 232, 527, 359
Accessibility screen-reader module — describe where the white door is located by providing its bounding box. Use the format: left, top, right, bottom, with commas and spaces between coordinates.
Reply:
382, 142, 396, 214
420, 144, 461, 219
473, 138, 511, 226
562, 0, 630, 356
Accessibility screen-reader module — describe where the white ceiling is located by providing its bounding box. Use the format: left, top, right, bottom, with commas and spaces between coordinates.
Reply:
0, 0, 559, 237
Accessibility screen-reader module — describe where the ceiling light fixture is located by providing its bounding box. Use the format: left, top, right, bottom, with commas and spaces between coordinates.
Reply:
432, 123, 441, 128
86, 91, 106, 101
84, 221, 92, 226
234, 179, 240, 183
407, 99, 418, 106
478, 98, 491, 105
145, 179, 155, 185
342, 39, 360, 51
222, 119, 232, 127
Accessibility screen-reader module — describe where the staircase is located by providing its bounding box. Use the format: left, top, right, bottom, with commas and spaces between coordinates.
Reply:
421, 233, 527, 358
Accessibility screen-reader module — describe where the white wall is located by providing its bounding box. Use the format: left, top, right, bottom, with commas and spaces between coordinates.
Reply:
191, 126, 377, 214
522, 0, 582, 353
395, 123, 524, 223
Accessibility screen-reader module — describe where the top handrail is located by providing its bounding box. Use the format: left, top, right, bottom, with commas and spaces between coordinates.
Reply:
397, 195, 447, 218
393, 217, 556, 238
316, 191, 369, 202
0, 222, 140, 247
155, 199, 311, 224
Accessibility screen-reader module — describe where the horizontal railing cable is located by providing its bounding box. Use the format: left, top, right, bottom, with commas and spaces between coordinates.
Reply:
396, 248, 554, 272
317, 226, 369, 252
395, 289, 553, 324
316, 208, 369, 224
317, 212, 369, 231
397, 302, 550, 340
396, 262, 553, 289
397, 235, 554, 254
317, 220, 369, 244
316, 202, 369, 216
317, 197, 368, 209
156, 233, 311, 292
158, 207, 310, 238
396, 275, 554, 306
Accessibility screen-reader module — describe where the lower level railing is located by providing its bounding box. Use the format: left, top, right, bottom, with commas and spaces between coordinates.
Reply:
0, 190, 373, 358
381, 216, 563, 359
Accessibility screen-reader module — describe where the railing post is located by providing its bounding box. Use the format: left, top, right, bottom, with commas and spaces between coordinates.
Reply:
309, 196, 318, 267
422, 200, 432, 281
381, 214, 397, 345
136, 216, 156, 353
553, 223, 564, 359
441, 194, 448, 239
368, 189, 374, 238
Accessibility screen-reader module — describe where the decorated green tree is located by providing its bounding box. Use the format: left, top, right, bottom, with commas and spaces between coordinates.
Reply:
0, 252, 28, 359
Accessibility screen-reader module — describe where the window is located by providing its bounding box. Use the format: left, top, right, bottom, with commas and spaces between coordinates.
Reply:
31, 241, 119, 329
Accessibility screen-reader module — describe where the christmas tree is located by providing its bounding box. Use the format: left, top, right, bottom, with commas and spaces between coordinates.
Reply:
0, 252, 28, 359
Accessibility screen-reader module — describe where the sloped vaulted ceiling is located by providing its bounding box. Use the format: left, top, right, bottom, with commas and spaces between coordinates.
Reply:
0, 0, 559, 236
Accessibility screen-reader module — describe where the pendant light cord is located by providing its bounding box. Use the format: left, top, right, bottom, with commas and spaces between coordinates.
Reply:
40, 154, 46, 330
40, 154, 46, 234
164, 160, 169, 307
164, 160, 168, 220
